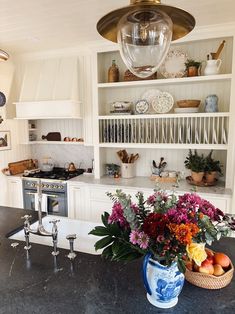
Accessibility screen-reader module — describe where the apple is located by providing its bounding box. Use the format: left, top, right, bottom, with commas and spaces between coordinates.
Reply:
199, 259, 214, 275
213, 264, 225, 276
185, 260, 194, 271
213, 252, 230, 268
193, 264, 200, 272
205, 248, 214, 258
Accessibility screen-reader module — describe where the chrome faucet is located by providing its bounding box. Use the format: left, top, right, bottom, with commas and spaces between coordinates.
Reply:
21, 179, 60, 256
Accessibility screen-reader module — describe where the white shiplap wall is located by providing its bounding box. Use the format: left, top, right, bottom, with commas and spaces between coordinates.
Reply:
0, 61, 31, 206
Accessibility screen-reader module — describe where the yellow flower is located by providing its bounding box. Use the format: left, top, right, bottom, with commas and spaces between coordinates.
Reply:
186, 242, 207, 266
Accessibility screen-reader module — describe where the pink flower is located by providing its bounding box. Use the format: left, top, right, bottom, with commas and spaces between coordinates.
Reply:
138, 232, 149, 249
129, 230, 149, 249
129, 230, 140, 245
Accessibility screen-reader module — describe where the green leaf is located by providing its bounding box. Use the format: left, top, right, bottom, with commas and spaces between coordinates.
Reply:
95, 236, 114, 251
101, 245, 113, 259
112, 240, 122, 256
107, 223, 122, 236
89, 226, 111, 237
177, 258, 186, 274
101, 212, 110, 227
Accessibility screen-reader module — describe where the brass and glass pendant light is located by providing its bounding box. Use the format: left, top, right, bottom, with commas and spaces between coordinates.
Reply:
97, 0, 195, 78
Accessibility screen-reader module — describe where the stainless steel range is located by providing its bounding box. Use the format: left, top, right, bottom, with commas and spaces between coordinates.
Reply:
22, 167, 84, 217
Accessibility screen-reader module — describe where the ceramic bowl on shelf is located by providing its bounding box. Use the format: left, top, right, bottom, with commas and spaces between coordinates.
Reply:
176, 99, 201, 108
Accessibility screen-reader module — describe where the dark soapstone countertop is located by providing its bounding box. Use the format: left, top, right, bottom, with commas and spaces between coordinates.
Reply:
0, 205, 234, 314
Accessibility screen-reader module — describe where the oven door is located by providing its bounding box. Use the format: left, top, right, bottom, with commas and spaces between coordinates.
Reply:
23, 190, 68, 217
44, 191, 67, 217
24, 190, 37, 211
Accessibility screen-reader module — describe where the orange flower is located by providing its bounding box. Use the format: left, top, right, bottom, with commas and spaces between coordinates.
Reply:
168, 223, 199, 245
199, 213, 204, 219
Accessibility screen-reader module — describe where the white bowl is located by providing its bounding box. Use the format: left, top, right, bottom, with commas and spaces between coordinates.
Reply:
111, 101, 132, 110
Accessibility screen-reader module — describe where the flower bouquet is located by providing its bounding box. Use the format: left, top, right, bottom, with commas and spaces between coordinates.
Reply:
89, 190, 235, 308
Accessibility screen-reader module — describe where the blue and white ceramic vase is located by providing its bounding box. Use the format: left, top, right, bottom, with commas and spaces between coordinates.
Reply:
205, 95, 218, 112
142, 254, 185, 308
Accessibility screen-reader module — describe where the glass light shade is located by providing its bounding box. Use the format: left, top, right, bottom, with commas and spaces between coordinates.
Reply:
117, 8, 172, 78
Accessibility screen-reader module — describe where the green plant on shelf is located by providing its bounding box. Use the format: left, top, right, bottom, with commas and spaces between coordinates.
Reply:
184, 149, 206, 173
184, 59, 202, 69
204, 150, 223, 174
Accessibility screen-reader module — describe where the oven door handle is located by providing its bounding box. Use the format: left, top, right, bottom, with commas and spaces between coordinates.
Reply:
25, 192, 37, 196
25, 192, 58, 199
46, 194, 58, 199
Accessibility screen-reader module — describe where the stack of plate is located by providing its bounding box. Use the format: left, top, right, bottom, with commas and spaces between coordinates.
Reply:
174, 99, 200, 113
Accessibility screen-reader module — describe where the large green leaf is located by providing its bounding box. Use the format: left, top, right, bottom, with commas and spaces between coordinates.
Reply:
101, 212, 110, 227
95, 236, 114, 251
89, 226, 110, 237
101, 245, 113, 259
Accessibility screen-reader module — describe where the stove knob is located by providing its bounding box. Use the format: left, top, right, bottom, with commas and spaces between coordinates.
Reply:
42, 184, 45, 188
46, 184, 49, 188
54, 185, 58, 189
31, 183, 35, 187
59, 185, 63, 189
51, 184, 54, 189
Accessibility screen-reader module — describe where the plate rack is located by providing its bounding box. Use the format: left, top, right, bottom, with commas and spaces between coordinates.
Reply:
98, 113, 229, 147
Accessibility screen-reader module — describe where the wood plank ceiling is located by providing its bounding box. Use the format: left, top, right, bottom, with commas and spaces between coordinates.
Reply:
0, 0, 235, 54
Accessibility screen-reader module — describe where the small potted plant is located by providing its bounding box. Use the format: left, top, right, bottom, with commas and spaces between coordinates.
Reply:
204, 150, 222, 183
184, 149, 205, 183
185, 59, 201, 77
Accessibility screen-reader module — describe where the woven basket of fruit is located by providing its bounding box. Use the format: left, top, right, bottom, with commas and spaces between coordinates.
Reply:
185, 250, 234, 289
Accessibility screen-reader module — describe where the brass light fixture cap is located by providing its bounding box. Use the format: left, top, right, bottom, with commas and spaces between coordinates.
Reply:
97, 1, 195, 43
0, 49, 9, 61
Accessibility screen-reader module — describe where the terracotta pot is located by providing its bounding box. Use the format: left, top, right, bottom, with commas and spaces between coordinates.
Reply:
205, 171, 217, 183
191, 171, 204, 183
187, 66, 199, 77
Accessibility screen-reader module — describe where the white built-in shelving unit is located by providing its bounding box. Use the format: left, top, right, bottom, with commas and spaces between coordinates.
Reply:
92, 29, 235, 189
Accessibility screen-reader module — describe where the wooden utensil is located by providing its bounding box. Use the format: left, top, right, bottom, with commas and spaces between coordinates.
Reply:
211, 40, 226, 60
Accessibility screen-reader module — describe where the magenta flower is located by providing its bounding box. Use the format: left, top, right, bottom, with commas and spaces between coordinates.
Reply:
108, 202, 128, 227
147, 194, 156, 205
131, 203, 140, 213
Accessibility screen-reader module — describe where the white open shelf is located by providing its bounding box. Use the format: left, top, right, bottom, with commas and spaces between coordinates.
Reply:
22, 141, 84, 145
98, 143, 228, 150
97, 74, 232, 89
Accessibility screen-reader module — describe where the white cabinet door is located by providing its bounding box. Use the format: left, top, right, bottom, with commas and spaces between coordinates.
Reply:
7, 177, 23, 208
68, 184, 91, 220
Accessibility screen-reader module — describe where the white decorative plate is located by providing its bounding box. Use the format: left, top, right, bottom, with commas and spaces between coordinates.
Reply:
142, 89, 161, 106
174, 107, 199, 113
152, 91, 174, 113
135, 99, 149, 114
160, 50, 188, 78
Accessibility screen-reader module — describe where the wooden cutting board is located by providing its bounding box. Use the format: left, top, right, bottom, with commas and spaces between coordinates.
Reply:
8, 159, 35, 175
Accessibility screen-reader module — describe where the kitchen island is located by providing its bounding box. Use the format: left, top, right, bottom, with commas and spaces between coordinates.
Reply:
0, 206, 234, 314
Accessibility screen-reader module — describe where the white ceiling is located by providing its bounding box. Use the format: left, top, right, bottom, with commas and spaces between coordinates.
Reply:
0, 0, 235, 55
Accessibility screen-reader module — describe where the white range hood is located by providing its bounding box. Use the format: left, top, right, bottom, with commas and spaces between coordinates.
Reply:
14, 56, 82, 119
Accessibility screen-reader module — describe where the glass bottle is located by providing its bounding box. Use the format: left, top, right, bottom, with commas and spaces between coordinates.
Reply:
108, 60, 119, 82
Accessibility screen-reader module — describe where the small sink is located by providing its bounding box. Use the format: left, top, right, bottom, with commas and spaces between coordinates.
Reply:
9, 216, 100, 255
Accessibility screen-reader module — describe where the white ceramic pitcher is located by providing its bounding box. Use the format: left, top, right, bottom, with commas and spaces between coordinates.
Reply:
204, 59, 222, 75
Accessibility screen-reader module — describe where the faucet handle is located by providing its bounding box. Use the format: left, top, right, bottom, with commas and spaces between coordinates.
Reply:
66, 234, 77, 240
49, 219, 60, 226
21, 215, 32, 222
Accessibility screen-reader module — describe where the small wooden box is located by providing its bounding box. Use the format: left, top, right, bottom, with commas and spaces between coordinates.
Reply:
150, 175, 177, 183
